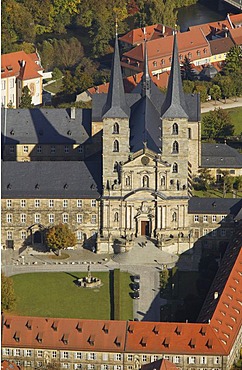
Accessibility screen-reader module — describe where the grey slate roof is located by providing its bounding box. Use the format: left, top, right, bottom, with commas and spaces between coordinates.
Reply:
1, 160, 101, 199
1, 108, 91, 144
188, 197, 242, 215
201, 143, 242, 168
102, 36, 130, 119
130, 96, 161, 153
161, 34, 188, 119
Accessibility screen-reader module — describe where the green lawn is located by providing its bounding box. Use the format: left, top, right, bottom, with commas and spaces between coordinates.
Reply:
11, 271, 133, 320
44, 79, 63, 94
201, 106, 242, 136
192, 189, 242, 198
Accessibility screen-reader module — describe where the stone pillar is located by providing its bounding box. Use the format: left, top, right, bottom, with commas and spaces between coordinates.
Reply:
157, 206, 161, 230
127, 205, 130, 229
130, 206, 133, 229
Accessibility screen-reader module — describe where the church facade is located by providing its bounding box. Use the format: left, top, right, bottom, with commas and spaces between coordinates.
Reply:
1, 34, 241, 254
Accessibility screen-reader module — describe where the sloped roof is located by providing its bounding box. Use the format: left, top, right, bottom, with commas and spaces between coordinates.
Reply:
1, 361, 21, 370
119, 24, 173, 46
188, 197, 242, 215
141, 358, 179, 370
125, 321, 225, 354
1, 108, 91, 145
130, 96, 161, 152
1, 51, 43, 80
123, 28, 210, 66
229, 13, 242, 27
201, 143, 242, 168
209, 37, 235, 55
1, 160, 101, 199
161, 35, 188, 119
197, 226, 242, 353
189, 20, 231, 37
1, 316, 127, 352
229, 27, 242, 46
102, 36, 130, 118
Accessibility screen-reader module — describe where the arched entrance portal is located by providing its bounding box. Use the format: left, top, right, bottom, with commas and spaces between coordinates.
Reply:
141, 220, 150, 236
34, 231, 42, 244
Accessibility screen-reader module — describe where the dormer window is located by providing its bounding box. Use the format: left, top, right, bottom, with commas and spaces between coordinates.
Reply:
153, 61, 157, 67
88, 335, 95, 346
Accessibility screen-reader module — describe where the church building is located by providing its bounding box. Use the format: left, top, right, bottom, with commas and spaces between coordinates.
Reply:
1, 34, 241, 254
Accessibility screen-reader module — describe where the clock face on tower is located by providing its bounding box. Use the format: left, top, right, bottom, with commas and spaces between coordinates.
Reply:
141, 156, 150, 166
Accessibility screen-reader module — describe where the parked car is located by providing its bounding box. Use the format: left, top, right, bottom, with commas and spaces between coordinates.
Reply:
131, 282, 140, 291
132, 274, 140, 283
132, 291, 140, 299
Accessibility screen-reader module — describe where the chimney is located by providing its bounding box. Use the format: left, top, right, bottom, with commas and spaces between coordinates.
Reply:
162, 24, 165, 35
21, 60, 26, 67
70, 107, 75, 120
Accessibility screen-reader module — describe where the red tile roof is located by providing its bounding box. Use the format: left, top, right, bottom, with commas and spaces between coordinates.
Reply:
2, 316, 127, 352
1, 361, 21, 370
209, 37, 235, 55
119, 24, 174, 46
122, 30, 211, 73
1, 51, 42, 80
198, 226, 242, 354
125, 322, 225, 354
229, 13, 242, 27
229, 27, 242, 46
189, 20, 231, 37
87, 71, 169, 96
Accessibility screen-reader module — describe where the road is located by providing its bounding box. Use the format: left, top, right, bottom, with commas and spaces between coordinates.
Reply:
201, 97, 242, 113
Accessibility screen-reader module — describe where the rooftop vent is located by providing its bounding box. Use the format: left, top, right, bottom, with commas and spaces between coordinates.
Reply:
153, 325, 159, 335
200, 326, 206, 336
5, 319, 12, 329
214, 291, 219, 300
140, 337, 148, 347
14, 331, 20, 342
163, 337, 170, 348
206, 339, 213, 349
128, 324, 134, 333
6, 65, 13, 71
175, 325, 182, 335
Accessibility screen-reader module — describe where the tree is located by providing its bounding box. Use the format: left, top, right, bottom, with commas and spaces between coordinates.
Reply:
182, 80, 195, 94
198, 168, 214, 191
223, 45, 242, 75
181, 56, 196, 81
2, 273, 16, 311
209, 84, 221, 105
202, 108, 234, 139
193, 82, 209, 103
220, 170, 234, 198
52, 67, 63, 81
19, 86, 33, 108
46, 223, 77, 255
160, 268, 169, 290
234, 176, 242, 192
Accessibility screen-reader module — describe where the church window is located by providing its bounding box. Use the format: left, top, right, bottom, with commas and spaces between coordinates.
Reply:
161, 176, 165, 187
172, 163, 178, 173
172, 212, 177, 222
188, 128, 192, 139
113, 140, 119, 152
114, 212, 119, 222
172, 123, 178, 135
113, 123, 119, 134
125, 176, 131, 186
172, 141, 179, 154
142, 175, 149, 187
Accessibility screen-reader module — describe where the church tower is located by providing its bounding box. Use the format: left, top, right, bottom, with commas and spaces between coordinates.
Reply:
161, 34, 190, 195
102, 33, 130, 195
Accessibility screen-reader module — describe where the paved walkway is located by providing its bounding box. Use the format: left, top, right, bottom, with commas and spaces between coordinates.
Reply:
201, 97, 242, 113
